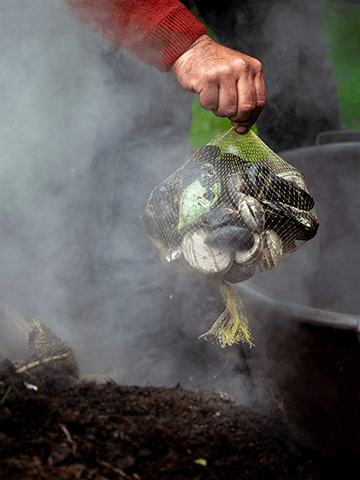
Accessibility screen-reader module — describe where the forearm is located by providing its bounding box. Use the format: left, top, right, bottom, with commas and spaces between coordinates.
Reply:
62, 0, 207, 71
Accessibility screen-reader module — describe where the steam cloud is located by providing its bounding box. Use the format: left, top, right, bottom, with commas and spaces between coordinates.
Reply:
0, 0, 345, 420
0, 0, 258, 409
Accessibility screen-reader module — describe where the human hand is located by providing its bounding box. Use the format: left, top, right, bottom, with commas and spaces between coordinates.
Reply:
171, 35, 266, 134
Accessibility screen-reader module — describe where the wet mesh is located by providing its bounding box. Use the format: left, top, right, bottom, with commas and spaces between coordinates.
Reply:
143, 128, 319, 348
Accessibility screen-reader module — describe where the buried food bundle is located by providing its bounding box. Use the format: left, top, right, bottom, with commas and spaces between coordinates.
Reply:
143, 128, 319, 348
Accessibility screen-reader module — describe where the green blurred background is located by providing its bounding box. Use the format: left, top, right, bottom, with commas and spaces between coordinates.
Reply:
189, 0, 360, 149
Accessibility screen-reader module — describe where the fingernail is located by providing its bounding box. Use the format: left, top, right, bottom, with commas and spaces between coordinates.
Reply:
236, 126, 247, 134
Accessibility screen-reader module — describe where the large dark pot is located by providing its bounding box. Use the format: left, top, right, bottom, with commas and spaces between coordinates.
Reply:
237, 141, 360, 456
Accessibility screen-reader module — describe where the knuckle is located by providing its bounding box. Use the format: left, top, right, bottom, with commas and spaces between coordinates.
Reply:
199, 94, 218, 111
200, 99, 217, 111
253, 58, 263, 73
226, 105, 238, 117
230, 110, 252, 123
241, 103, 256, 113
234, 57, 250, 74
218, 106, 237, 118
234, 57, 263, 75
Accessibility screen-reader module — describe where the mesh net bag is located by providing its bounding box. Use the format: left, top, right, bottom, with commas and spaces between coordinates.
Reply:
143, 128, 319, 348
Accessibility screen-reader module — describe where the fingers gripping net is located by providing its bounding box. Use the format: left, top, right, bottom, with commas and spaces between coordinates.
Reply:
143, 128, 319, 348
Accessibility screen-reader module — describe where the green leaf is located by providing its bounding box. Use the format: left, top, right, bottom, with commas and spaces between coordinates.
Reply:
1, 386, 11, 404
178, 179, 221, 229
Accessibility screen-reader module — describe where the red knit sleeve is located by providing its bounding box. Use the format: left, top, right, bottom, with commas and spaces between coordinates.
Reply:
63, 0, 207, 71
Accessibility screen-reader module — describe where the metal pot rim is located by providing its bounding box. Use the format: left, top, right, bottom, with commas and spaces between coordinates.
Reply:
237, 283, 360, 333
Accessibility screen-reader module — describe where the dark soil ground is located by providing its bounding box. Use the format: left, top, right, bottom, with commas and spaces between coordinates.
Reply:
1, 362, 359, 480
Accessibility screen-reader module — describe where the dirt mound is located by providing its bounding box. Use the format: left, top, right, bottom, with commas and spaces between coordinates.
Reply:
0, 363, 357, 480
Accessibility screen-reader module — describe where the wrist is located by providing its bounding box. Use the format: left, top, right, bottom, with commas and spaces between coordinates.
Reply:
171, 34, 214, 72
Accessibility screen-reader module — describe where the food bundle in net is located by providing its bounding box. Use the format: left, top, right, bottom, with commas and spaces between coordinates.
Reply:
143, 128, 319, 348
